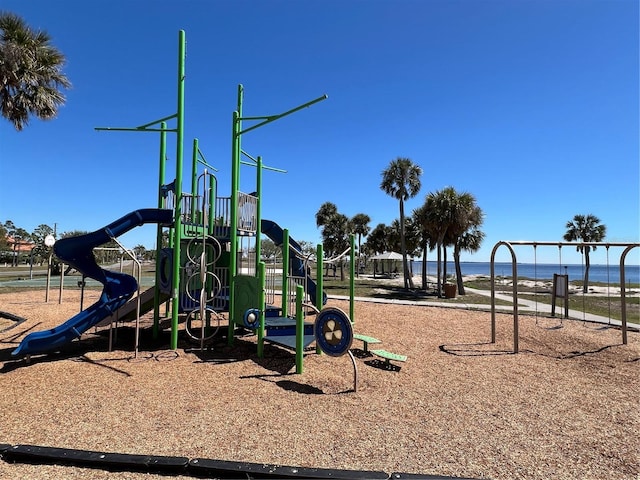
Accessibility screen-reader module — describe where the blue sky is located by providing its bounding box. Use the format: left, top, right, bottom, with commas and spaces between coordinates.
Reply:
1, 0, 638, 265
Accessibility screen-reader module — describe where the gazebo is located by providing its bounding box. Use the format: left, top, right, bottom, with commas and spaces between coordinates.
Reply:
370, 251, 403, 278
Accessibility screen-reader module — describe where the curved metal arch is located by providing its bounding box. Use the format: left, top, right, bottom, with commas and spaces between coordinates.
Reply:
620, 244, 639, 345
490, 241, 519, 353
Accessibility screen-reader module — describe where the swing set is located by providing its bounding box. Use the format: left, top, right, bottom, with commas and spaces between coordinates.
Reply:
490, 240, 639, 353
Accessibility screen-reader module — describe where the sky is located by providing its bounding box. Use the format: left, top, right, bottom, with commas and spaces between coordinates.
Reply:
1, 0, 638, 266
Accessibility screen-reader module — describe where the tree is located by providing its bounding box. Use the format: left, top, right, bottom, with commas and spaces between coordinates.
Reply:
389, 218, 420, 259
133, 244, 147, 260
3, 220, 32, 266
563, 214, 606, 293
421, 188, 452, 297
439, 192, 484, 296
453, 209, 484, 295
364, 222, 390, 264
315, 202, 338, 231
420, 187, 480, 297
412, 204, 436, 291
315, 202, 351, 279
350, 213, 370, 277
260, 238, 279, 261
30, 223, 54, 265
380, 157, 422, 289
0, 221, 12, 263
315, 202, 339, 276
9, 227, 31, 266
325, 213, 350, 280
0, 12, 71, 130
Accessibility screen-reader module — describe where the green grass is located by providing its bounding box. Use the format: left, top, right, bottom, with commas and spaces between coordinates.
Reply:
519, 293, 640, 325
466, 277, 640, 325
320, 277, 515, 307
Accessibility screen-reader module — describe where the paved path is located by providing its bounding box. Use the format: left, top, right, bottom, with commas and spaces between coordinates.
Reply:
329, 286, 639, 332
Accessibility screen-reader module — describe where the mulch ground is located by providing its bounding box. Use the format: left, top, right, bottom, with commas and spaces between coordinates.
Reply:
0, 289, 638, 480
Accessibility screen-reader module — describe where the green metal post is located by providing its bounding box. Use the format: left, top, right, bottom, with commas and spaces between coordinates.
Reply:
316, 244, 323, 311
316, 244, 323, 355
191, 138, 199, 223
282, 229, 290, 318
255, 156, 262, 269
170, 30, 186, 350
228, 85, 243, 345
208, 174, 216, 236
350, 234, 355, 323
295, 284, 304, 374
153, 121, 167, 339
258, 261, 266, 358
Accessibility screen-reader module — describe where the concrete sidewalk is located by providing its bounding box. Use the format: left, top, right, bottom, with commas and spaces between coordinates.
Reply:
328, 286, 639, 332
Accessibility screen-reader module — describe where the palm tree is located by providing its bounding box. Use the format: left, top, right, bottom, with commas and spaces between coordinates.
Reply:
324, 213, 350, 280
315, 202, 338, 229
350, 213, 370, 277
453, 222, 484, 295
449, 196, 484, 296
389, 217, 421, 277
422, 188, 454, 297
563, 214, 606, 293
364, 223, 390, 276
315, 202, 338, 275
0, 12, 71, 130
412, 204, 436, 291
316, 202, 350, 279
380, 157, 422, 289
421, 187, 480, 297
364, 223, 390, 256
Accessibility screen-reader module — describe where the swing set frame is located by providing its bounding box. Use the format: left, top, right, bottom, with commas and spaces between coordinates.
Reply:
489, 240, 639, 353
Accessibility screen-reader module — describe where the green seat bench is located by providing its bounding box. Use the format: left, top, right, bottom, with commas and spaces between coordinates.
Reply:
353, 333, 382, 353
370, 349, 407, 365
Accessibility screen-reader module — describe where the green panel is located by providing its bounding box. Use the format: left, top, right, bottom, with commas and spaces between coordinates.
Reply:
233, 275, 260, 323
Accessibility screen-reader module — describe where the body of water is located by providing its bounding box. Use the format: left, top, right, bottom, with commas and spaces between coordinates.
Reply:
410, 261, 640, 285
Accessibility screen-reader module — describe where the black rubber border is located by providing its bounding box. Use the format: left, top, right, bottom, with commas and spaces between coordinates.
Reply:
0, 443, 485, 479
0, 311, 27, 333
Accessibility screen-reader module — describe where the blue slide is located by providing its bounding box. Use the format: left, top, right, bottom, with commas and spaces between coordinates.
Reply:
261, 219, 326, 306
12, 209, 173, 357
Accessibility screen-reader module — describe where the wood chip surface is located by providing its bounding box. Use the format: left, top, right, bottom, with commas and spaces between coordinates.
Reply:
0, 289, 638, 480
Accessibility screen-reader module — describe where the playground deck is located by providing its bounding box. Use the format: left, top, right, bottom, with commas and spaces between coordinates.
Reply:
0, 288, 638, 480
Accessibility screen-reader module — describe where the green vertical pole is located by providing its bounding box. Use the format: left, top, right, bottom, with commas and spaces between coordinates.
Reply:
170, 29, 186, 350
350, 234, 355, 323
153, 121, 167, 339
316, 243, 323, 355
228, 85, 243, 345
295, 284, 304, 374
191, 138, 199, 223
316, 244, 323, 311
282, 229, 290, 318
255, 156, 262, 269
258, 261, 266, 358
208, 174, 215, 236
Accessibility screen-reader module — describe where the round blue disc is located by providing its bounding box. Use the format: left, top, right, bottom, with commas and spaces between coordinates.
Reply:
314, 307, 353, 357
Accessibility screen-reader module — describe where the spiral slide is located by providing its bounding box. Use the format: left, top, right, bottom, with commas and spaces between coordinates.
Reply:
11, 209, 173, 357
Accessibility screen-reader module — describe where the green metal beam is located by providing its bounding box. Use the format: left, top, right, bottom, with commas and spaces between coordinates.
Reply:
238, 94, 328, 136
170, 29, 186, 350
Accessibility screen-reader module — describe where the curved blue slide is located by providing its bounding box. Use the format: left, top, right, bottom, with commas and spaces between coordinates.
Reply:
12, 209, 173, 357
261, 219, 327, 306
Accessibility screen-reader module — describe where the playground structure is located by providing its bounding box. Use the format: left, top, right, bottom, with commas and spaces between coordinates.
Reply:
490, 240, 640, 353
7, 30, 409, 379
10, 30, 352, 372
